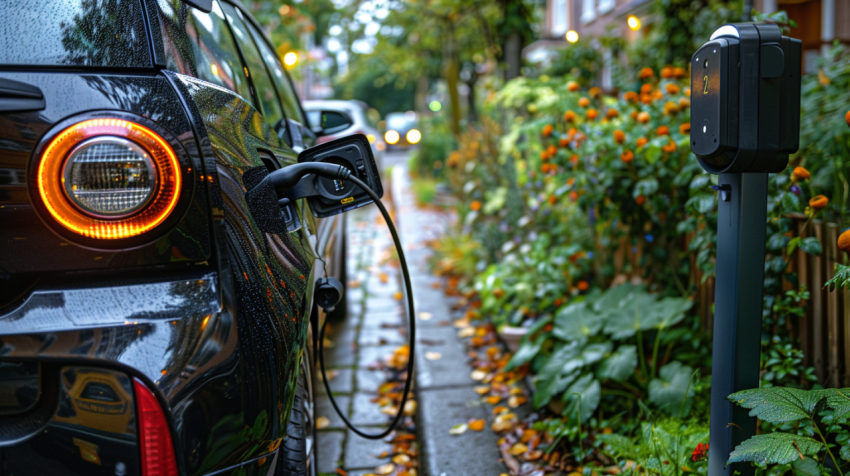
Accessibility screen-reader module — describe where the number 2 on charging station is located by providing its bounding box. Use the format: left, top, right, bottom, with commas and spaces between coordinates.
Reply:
703, 75, 708, 95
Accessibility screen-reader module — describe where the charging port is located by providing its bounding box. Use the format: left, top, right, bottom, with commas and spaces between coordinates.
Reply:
333, 179, 345, 191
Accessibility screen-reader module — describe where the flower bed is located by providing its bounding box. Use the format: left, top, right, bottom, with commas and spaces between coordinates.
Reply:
427, 45, 850, 473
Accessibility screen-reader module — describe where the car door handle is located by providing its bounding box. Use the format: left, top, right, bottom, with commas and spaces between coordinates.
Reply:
0, 78, 45, 113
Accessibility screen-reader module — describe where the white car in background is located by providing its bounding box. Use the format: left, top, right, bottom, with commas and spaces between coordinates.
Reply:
304, 100, 386, 167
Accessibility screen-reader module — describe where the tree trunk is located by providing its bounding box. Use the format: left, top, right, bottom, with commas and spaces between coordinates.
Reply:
465, 73, 478, 123
416, 75, 428, 113
443, 23, 461, 135
504, 31, 522, 81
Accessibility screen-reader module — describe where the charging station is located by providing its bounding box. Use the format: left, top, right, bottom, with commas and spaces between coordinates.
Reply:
690, 23, 801, 476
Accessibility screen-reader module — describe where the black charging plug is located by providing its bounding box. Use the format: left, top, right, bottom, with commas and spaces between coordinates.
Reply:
314, 277, 344, 312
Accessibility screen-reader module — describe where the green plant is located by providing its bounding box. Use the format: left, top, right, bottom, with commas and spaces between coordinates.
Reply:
761, 338, 818, 388
508, 284, 701, 421
728, 387, 850, 475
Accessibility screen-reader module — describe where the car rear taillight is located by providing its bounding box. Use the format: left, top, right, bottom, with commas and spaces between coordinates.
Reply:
36, 118, 182, 240
134, 378, 178, 476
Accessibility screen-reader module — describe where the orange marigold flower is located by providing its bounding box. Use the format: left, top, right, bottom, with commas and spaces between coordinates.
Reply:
637, 112, 650, 123
791, 166, 810, 182
606, 108, 620, 119
567, 177, 575, 186
665, 83, 681, 95
549, 194, 557, 205
613, 129, 626, 144
567, 81, 580, 92
564, 110, 576, 122
578, 97, 591, 108
679, 123, 691, 135
540, 150, 549, 160
548, 145, 557, 156
587, 108, 598, 120
541, 163, 550, 173
660, 66, 673, 78
640, 83, 653, 94
630, 111, 639, 120
577, 280, 590, 291
641, 94, 654, 105
673, 67, 687, 78
662, 140, 677, 153
569, 191, 579, 201
639, 67, 654, 79
636, 137, 648, 148
810, 195, 829, 210
471, 201, 482, 211
570, 154, 579, 165
621, 150, 634, 163
567, 127, 578, 138
542, 124, 554, 137
635, 195, 646, 205
664, 101, 679, 115
559, 138, 570, 148
657, 125, 670, 136
845, 110, 850, 129
678, 97, 691, 109
589, 86, 602, 98
838, 229, 850, 253
623, 91, 638, 102
684, 87, 691, 96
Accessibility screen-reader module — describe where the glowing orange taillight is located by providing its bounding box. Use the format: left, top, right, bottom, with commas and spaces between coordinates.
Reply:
37, 118, 181, 239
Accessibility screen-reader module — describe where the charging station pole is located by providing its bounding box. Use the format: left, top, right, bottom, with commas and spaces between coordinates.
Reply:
707, 172, 769, 476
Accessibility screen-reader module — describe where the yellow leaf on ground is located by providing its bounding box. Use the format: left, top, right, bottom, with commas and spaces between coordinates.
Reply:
509, 443, 528, 455
403, 399, 417, 416
470, 370, 487, 381
392, 454, 411, 464
449, 423, 467, 435
485, 395, 502, 405
376, 463, 395, 475
468, 419, 486, 431
492, 406, 509, 415
379, 272, 389, 284
520, 429, 537, 443
425, 352, 442, 360
418, 312, 432, 320
509, 387, 525, 395
394, 291, 403, 300
473, 386, 490, 395
457, 327, 475, 338
316, 416, 331, 429
453, 318, 470, 328
508, 395, 527, 408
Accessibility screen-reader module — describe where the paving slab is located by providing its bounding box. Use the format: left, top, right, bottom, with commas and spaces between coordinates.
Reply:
315, 395, 350, 430
315, 368, 353, 396
343, 431, 392, 469
349, 392, 387, 427
315, 430, 345, 474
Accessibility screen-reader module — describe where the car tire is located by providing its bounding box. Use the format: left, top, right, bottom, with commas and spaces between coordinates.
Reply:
327, 214, 347, 322
276, 357, 316, 476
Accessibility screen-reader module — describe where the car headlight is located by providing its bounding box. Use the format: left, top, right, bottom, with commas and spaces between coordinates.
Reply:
384, 130, 400, 145
406, 129, 421, 144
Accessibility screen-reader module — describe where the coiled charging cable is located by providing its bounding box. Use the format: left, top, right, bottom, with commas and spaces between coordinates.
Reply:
263, 162, 415, 439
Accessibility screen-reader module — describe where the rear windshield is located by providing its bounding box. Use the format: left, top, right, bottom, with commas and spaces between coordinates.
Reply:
0, 0, 151, 68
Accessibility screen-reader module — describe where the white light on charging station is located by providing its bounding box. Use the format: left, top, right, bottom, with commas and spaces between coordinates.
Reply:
566, 30, 579, 43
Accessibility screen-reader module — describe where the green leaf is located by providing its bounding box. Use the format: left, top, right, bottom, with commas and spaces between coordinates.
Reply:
645, 145, 661, 163
787, 236, 801, 255
839, 444, 850, 461
633, 178, 659, 198
728, 433, 824, 465
686, 193, 716, 214
553, 303, 603, 341
561, 373, 601, 422
648, 361, 694, 416
689, 174, 711, 191
800, 237, 823, 256
507, 334, 546, 370
533, 370, 578, 409
792, 456, 821, 476
728, 387, 825, 424
597, 345, 637, 382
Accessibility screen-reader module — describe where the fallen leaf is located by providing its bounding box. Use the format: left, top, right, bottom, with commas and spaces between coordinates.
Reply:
431, 282, 441, 289
316, 416, 331, 429
527, 450, 544, 461
453, 318, 470, 328
379, 272, 389, 284
418, 312, 432, 320
492, 406, 509, 415
485, 395, 502, 405
457, 328, 475, 338
508, 395, 527, 408
468, 419, 486, 431
393, 454, 411, 464
449, 423, 467, 435
509, 387, 524, 396
492, 413, 517, 432
521, 429, 538, 443
509, 443, 528, 455
336, 468, 348, 475
403, 399, 417, 416
375, 463, 395, 475
470, 370, 487, 381
393, 291, 403, 300
425, 352, 442, 360
473, 386, 490, 395
326, 370, 339, 380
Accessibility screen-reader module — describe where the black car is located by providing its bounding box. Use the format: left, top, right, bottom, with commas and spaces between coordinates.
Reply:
0, 1, 351, 475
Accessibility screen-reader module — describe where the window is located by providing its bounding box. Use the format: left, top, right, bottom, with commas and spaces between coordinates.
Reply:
552, 0, 569, 36
0, 0, 150, 67
598, 0, 615, 14
244, 19, 306, 128
581, 0, 596, 23
185, 1, 252, 102
220, 3, 284, 129
80, 382, 120, 402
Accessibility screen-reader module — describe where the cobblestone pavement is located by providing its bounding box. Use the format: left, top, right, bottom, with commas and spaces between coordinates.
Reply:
313, 152, 413, 476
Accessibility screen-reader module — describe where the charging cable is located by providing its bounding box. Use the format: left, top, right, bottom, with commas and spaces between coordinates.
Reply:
261, 162, 415, 439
